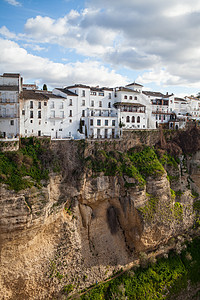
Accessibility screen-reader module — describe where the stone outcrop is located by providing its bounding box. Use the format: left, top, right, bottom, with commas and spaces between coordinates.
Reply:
0, 130, 200, 299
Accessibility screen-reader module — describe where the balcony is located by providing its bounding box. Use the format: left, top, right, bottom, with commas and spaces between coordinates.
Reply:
0, 114, 19, 118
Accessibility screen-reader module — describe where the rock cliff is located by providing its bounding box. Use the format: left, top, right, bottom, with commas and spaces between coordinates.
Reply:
0, 127, 200, 299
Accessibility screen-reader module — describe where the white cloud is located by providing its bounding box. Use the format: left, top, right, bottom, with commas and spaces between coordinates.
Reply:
0, 38, 128, 87
23, 43, 46, 52
2, 0, 200, 89
4, 0, 21, 6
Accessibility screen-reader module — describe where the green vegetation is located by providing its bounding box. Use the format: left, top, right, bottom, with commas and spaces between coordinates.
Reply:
86, 146, 165, 187
138, 196, 159, 221
0, 137, 60, 191
174, 202, 183, 221
80, 238, 200, 300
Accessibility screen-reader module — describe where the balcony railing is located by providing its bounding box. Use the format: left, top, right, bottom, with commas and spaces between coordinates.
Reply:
0, 114, 19, 118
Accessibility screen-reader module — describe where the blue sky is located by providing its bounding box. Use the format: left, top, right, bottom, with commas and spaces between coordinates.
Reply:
1, 0, 200, 97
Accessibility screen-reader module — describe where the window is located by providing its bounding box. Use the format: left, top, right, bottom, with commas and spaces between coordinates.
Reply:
82, 90, 85, 97
99, 101, 102, 107
108, 102, 111, 108
109, 93, 111, 99
22, 110, 25, 115
10, 120, 14, 125
126, 116, 130, 122
137, 116, 140, 123
39, 120, 41, 125
30, 101, 33, 109
61, 111, 64, 118
124, 95, 127, 99
38, 111, 41, 119
134, 96, 137, 100
30, 111, 33, 118
129, 96, 132, 100
97, 119, 101, 126
69, 110, 72, 117
132, 116, 135, 123
90, 91, 96, 95
30, 120, 33, 123
38, 130, 41, 136
59, 129, 62, 131
90, 119, 93, 126
91, 111, 94, 116
51, 101, 54, 108
69, 119, 72, 123
91, 100, 94, 107
99, 92, 104, 96
69, 99, 72, 106
82, 99, 85, 106
105, 120, 108, 126
44, 102, 47, 106
112, 120, 115, 126
82, 110, 85, 117
60, 102, 64, 109
38, 102, 41, 109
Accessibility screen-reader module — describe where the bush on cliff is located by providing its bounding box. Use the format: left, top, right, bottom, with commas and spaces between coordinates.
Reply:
0, 137, 59, 191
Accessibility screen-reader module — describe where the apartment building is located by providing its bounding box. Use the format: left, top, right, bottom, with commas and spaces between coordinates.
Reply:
0, 73, 23, 139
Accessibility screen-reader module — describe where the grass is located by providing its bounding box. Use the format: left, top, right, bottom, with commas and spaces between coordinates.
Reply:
85, 146, 165, 188
0, 137, 60, 191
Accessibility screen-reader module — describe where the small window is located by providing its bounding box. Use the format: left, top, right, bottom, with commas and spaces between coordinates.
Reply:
38, 102, 41, 109
69, 99, 73, 106
10, 120, 14, 125
30, 101, 33, 109
44, 102, 47, 106
51, 101, 54, 108
30, 111, 33, 118
91, 100, 94, 107
82, 90, 85, 97
134, 96, 137, 100
99, 101, 102, 107
126, 116, 130, 123
109, 93, 111, 99
124, 95, 127, 99
82, 99, 85, 106
69, 119, 72, 123
129, 96, 132, 100
90, 119, 93, 126
38, 130, 41, 136
97, 119, 101, 126
132, 116, 135, 122
22, 110, 25, 115
59, 129, 62, 131
137, 116, 140, 123
99, 92, 104, 96
108, 102, 111, 108
105, 120, 108, 126
30, 120, 33, 123
69, 110, 72, 117
82, 110, 85, 117
112, 120, 115, 126
38, 111, 41, 119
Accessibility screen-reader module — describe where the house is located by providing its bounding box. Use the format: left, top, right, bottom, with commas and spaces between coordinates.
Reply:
143, 91, 174, 128
0, 73, 23, 139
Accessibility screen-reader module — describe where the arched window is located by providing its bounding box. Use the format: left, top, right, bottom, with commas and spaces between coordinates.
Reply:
134, 96, 137, 100
124, 95, 127, 99
137, 116, 140, 123
126, 116, 130, 122
132, 116, 135, 123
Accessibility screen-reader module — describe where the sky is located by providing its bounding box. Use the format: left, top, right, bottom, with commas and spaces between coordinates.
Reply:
1, 0, 200, 97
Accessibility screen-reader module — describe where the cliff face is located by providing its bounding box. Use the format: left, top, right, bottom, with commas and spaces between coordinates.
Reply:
0, 129, 200, 299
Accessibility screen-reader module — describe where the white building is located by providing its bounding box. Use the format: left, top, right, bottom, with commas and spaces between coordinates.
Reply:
20, 90, 50, 137
0, 73, 23, 139
143, 91, 174, 128
114, 83, 152, 130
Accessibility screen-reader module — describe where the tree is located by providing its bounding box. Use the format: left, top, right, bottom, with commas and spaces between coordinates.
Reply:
43, 84, 47, 91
